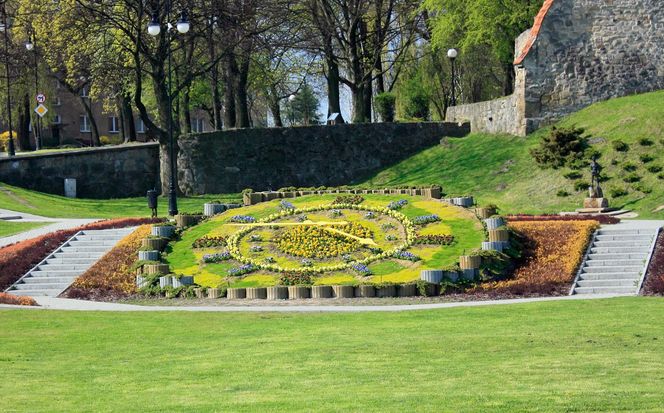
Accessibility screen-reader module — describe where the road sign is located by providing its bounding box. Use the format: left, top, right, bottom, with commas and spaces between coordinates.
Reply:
36, 93, 46, 103
34, 104, 48, 118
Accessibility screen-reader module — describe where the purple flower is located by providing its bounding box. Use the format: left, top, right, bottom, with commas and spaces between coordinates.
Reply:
392, 251, 420, 262
202, 252, 231, 263
228, 263, 257, 276
231, 215, 256, 223
351, 263, 372, 276
387, 199, 408, 210
412, 215, 440, 225
279, 200, 295, 210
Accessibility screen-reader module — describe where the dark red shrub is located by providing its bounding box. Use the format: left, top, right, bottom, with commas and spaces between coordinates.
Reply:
644, 232, 664, 295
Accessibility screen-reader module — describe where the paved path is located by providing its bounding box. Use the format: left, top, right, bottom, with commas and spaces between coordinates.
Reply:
0, 293, 629, 313
0, 208, 98, 248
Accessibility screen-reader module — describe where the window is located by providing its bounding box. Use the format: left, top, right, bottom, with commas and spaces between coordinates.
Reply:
108, 116, 120, 133
53, 114, 62, 125
80, 115, 91, 132
79, 87, 88, 98
136, 118, 145, 133
191, 118, 205, 133
53, 97, 62, 106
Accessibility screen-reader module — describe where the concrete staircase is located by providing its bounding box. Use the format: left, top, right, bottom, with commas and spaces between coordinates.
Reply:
6, 228, 135, 297
571, 225, 661, 295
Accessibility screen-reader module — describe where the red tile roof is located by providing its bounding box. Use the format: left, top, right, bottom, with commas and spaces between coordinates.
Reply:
514, 0, 556, 65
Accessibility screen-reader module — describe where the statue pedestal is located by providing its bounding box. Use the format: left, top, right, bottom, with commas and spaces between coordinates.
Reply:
577, 198, 610, 213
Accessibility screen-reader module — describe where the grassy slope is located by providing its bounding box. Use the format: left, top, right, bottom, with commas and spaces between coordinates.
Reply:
362, 90, 664, 218
0, 183, 240, 219
1, 297, 664, 412
0, 221, 47, 237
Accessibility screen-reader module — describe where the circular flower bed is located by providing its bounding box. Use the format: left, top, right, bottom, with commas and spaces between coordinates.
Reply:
275, 224, 372, 258
226, 204, 416, 273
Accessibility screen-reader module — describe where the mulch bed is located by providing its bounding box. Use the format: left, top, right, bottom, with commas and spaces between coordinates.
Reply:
643, 231, 664, 295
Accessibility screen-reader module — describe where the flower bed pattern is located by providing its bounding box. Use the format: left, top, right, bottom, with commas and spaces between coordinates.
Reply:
0, 218, 161, 291
471, 220, 598, 296
65, 225, 153, 300
166, 194, 484, 288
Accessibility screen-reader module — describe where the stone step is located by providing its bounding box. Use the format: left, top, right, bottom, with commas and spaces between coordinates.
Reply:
5, 227, 137, 297
578, 272, 641, 280
67, 240, 118, 247
587, 253, 649, 261
582, 265, 643, 274
51, 252, 105, 259
574, 286, 637, 295
597, 229, 659, 235
595, 234, 654, 242
576, 279, 641, 288
45, 257, 99, 265
584, 259, 646, 267
58, 246, 109, 253
12, 282, 69, 290
8, 289, 63, 297
592, 240, 652, 247
591, 247, 650, 254
20, 276, 77, 284
27, 270, 82, 278
36, 263, 92, 271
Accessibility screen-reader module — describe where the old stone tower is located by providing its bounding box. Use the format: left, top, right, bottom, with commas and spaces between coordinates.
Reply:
446, 0, 664, 136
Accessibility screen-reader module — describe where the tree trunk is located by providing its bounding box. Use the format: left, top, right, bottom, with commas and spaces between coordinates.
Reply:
351, 85, 367, 123
268, 87, 283, 127
183, 85, 192, 134
503, 62, 515, 95
222, 54, 237, 129
80, 96, 100, 147
326, 56, 341, 117
121, 93, 136, 143
17, 93, 32, 151
211, 66, 223, 130
235, 56, 251, 128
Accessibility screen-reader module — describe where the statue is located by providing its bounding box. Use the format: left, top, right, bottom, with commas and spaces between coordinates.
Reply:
581, 155, 609, 211
589, 156, 603, 198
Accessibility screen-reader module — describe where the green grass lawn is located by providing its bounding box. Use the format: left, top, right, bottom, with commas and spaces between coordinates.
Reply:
0, 183, 240, 219
0, 221, 47, 237
1, 297, 663, 412
362, 90, 664, 218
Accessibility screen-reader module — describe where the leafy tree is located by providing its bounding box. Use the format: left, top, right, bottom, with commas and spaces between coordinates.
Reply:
423, 0, 543, 95
284, 83, 321, 126
374, 92, 396, 122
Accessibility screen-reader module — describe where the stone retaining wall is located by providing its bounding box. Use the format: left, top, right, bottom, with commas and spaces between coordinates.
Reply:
177, 122, 469, 196
447, 0, 664, 136
0, 143, 160, 199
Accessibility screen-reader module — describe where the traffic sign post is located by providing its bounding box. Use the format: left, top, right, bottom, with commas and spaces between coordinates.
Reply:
34, 104, 48, 118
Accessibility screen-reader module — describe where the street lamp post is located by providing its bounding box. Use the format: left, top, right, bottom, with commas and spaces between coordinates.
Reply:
447, 48, 458, 107
25, 34, 40, 151
1, 4, 16, 157
148, 4, 190, 217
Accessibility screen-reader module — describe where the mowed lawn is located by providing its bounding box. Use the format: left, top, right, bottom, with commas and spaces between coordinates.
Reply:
0, 221, 47, 237
1, 297, 664, 412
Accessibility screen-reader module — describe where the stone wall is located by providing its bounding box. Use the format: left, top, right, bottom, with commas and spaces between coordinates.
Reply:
447, 0, 664, 136
0, 143, 160, 199
177, 122, 469, 195
445, 95, 521, 135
